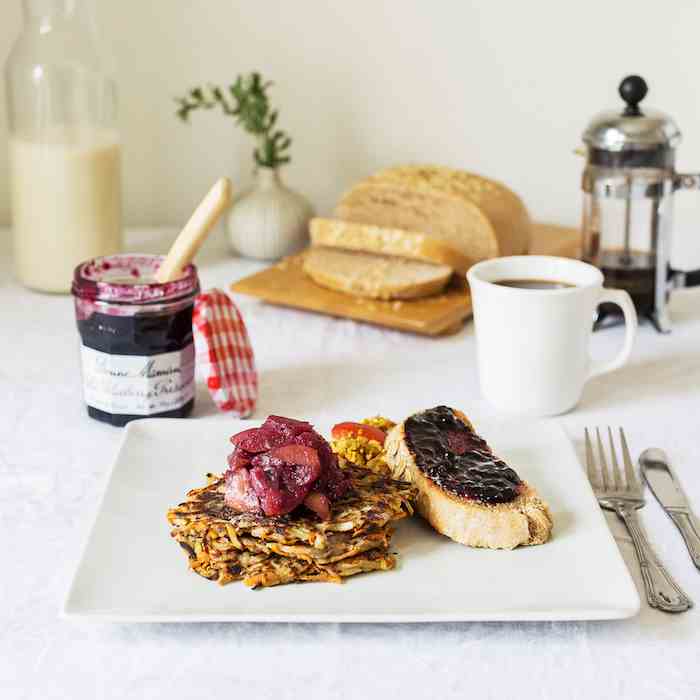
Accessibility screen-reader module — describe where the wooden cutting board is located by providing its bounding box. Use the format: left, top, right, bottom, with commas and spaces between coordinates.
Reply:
230, 222, 581, 336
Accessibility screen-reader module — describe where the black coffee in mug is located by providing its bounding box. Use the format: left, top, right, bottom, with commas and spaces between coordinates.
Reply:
467, 256, 637, 415
494, 278, 575, 290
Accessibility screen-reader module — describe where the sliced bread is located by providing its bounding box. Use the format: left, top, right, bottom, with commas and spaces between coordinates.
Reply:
334, 165, 530, 263
384, 406, 552, 550
309, 218, 472, 274
302, 247, 452, 300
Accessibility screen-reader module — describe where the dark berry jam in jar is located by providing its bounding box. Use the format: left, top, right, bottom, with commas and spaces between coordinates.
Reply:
71, 254, 200, 427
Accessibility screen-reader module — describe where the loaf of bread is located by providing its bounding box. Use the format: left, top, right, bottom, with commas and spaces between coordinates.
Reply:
302, 248, 452, 300
309, 218, 471, 273
334, 165, 530, 263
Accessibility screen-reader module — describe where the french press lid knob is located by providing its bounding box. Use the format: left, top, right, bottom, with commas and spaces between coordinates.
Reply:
619, 75, 647, 116
582, 75, 681, 154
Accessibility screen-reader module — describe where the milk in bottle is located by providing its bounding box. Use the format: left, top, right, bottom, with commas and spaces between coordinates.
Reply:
5, 0, 122, 293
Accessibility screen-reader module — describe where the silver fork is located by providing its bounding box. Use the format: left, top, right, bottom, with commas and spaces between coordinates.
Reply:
585, 427, 693, 613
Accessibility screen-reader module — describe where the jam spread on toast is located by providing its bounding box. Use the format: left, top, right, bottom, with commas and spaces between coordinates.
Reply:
404, 406, 522, 504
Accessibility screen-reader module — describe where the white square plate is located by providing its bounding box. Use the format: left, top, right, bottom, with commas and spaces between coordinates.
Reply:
64, 416, 640, 622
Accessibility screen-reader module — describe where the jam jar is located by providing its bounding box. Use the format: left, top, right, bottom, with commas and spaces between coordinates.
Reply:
72, 254, 200, 426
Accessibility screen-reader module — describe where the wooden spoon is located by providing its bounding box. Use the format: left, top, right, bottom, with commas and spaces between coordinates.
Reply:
155, 177, 233, 283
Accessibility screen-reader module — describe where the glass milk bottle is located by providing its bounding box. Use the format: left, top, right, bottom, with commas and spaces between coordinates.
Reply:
5, 0, 122, 293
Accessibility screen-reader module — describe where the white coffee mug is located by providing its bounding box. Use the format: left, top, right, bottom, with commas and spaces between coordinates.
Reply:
467, 256, 637, 416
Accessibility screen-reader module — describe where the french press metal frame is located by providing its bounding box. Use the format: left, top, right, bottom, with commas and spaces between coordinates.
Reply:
582, 169, 700, 333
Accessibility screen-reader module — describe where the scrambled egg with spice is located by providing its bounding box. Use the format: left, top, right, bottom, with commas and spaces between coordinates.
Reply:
331, 416, 396, 475
362, 416, 396, 431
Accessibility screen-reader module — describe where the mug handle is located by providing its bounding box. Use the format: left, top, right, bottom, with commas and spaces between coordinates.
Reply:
587, 288, 638, 380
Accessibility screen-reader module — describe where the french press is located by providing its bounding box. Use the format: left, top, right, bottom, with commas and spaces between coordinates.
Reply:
581, 75, 700, 332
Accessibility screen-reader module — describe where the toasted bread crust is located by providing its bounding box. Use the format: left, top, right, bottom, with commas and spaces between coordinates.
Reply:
384, 412, 552, 550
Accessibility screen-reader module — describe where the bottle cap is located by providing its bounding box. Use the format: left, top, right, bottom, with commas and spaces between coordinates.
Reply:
193, 289, 257, 416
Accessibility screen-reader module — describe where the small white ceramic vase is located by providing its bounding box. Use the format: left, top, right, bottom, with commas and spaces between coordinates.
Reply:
226, 166, 313, 260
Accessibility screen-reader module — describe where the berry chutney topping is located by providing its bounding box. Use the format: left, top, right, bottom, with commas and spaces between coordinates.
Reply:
224, 415, 351, 520
404, 406, 522, 504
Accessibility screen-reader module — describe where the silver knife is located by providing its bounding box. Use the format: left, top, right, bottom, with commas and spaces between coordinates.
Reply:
640, 448, 700, 570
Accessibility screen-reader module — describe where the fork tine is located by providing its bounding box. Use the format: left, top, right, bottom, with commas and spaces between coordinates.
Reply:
596, 427, 610, 491
584, 428, 598, 487
619, 428, 640, 493
607, 426, 623, 490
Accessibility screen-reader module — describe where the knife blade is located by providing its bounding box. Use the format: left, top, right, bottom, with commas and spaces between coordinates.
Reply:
640, 448, 700, 570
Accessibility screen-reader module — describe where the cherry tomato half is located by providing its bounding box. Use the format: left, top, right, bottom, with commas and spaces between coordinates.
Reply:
331, 421, 386, 445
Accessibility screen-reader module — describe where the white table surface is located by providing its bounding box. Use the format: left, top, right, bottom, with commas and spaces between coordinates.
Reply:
2, 227, 700, 700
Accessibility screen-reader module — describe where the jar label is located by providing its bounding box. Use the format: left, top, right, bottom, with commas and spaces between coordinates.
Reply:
80, 344, 195, 416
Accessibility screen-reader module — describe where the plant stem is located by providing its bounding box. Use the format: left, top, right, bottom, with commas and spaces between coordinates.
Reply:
175, 73, 292, 168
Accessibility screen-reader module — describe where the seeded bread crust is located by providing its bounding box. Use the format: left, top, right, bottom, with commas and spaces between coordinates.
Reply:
335, 165, 530, 263
384, 410, 552, 550
302, 247, 452, 300
309, 218, 472, 274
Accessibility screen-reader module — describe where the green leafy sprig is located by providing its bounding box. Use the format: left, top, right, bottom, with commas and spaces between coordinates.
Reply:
175, 72, 292, 169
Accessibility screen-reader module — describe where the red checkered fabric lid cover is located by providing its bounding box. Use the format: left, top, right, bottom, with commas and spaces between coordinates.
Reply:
192, 289, 257, 416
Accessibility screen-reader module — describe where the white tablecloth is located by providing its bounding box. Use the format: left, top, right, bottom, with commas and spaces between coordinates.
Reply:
2, 228, 700, 700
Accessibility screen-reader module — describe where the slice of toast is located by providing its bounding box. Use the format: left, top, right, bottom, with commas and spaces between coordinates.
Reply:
384, 406, 552, 549
302, 247, 452, 300
309, 218, 472, 274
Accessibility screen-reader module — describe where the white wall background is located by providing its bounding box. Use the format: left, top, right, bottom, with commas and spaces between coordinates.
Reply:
2, 0, 700, 265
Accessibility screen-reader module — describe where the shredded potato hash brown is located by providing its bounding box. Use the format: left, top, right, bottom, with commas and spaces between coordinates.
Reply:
167, 464, 416, 588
